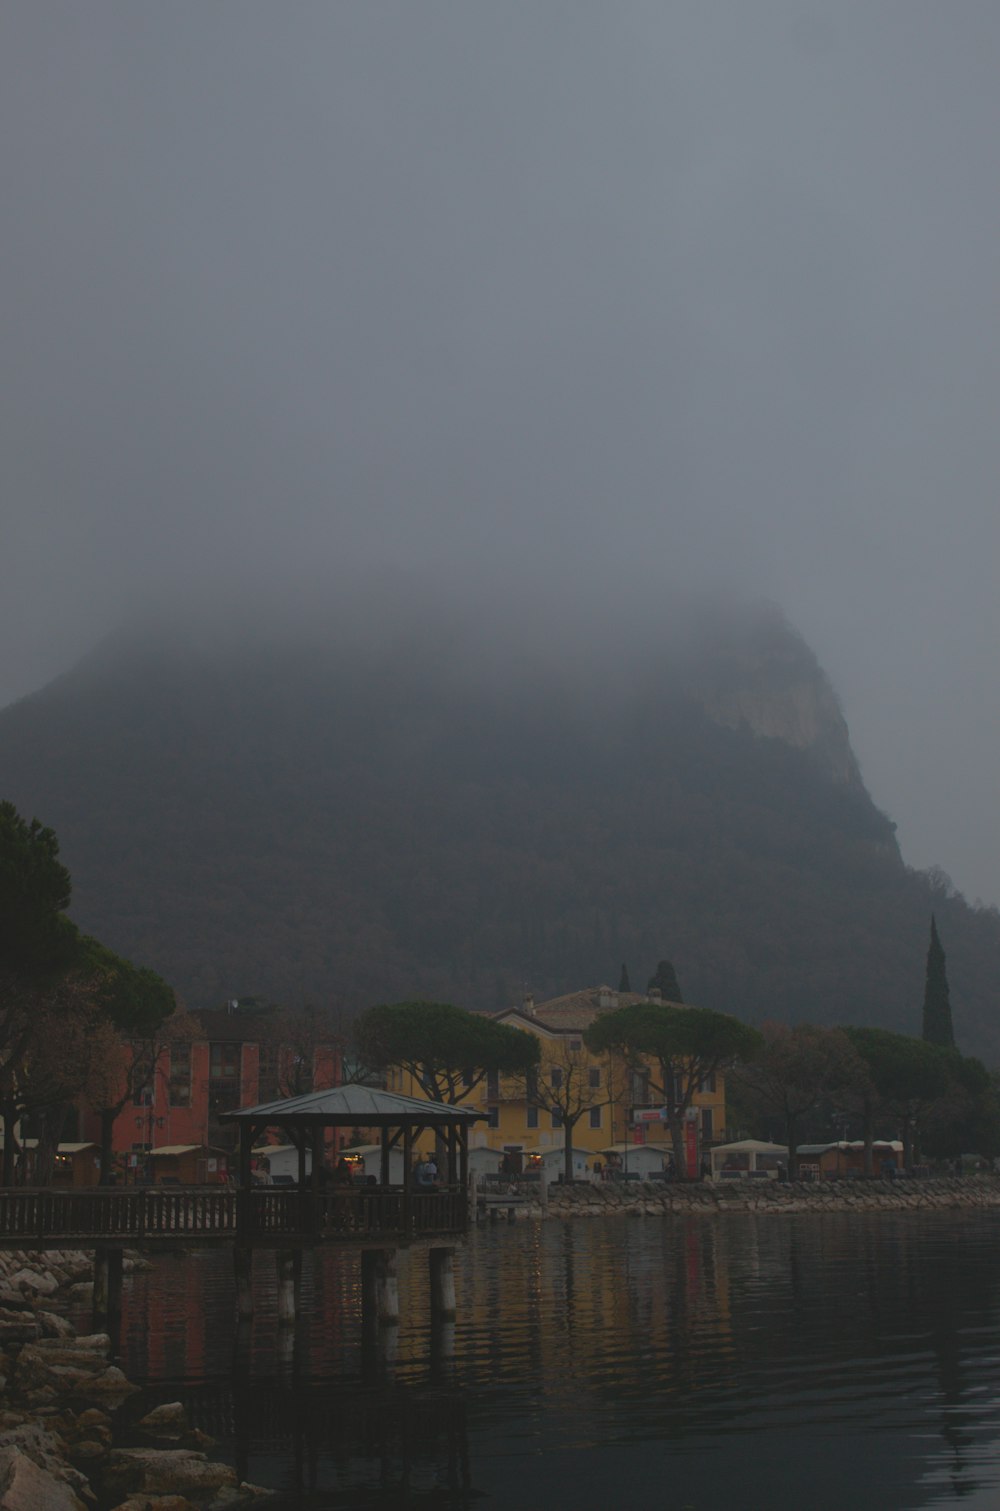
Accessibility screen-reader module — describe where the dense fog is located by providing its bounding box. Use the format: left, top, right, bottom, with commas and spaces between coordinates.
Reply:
2, 5, 998, 901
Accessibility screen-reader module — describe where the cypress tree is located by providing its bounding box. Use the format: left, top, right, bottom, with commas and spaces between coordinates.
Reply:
922, 915, 955, 1048
647, 959, 684, 1003
618, 962, 631, 993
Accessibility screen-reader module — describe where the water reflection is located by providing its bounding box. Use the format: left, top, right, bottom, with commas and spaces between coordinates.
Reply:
226, 1374, 473, 1508
98, 1211, 1000, 1510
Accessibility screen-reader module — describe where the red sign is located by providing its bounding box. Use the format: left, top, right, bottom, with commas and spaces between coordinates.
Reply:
685, 1117, 698, 1178
632, 1125, 645, 1146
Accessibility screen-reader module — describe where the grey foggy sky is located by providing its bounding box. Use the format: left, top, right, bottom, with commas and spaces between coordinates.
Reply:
2, 4, 999, 903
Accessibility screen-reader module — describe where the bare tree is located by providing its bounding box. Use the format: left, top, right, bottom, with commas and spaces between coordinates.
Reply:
85, 1011, 201, 1183
511, 1037, 613, 1185
13, 977, 107, 1184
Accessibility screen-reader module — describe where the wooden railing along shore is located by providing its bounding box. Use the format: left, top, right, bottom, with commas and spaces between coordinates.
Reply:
0, 1186, 467, 1248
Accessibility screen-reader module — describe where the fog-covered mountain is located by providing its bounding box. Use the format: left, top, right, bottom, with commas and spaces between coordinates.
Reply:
2, 604, 998, 1058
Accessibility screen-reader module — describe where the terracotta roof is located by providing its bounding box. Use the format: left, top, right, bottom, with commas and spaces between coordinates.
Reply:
497, 986, 685, 1034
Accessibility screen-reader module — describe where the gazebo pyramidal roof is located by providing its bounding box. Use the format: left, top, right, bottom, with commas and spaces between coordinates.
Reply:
221, 1085, 484, 1126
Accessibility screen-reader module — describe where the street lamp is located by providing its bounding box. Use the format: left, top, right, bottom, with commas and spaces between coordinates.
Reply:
134, 1111, 165, 1183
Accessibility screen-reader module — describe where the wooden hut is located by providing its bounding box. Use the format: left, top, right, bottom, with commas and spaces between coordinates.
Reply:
52, 1143, 101, 1188
147, 1144, 230, 1185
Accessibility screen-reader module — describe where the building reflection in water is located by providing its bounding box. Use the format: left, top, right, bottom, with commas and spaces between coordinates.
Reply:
101, 1213, 1000, 1511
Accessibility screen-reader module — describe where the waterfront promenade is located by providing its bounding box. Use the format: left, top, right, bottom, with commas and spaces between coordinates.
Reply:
541, 1173, 1000, 1218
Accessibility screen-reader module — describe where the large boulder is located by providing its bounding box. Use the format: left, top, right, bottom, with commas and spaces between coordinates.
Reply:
0, 1447, 87, 1511
13, 1345, 137, 1401
7, 1273, 59, 1301
0, 1313, 39, 1348
98, 1449, 247, 1503
0, 1423, 90, 1504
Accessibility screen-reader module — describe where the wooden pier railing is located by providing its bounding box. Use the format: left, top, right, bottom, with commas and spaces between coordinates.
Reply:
0, 1186, 468, 1248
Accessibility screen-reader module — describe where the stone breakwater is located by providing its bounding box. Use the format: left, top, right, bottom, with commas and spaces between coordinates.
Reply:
0, 1248, 271, 1510
539, 1175, 1000, 1220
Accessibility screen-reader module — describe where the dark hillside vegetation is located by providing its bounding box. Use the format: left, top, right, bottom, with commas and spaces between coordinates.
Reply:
1, 613, 998, 1058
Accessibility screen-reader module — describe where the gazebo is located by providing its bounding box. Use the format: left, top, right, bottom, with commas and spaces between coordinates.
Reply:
220, 1085, 484, 1326
223, 1083, 481, 1198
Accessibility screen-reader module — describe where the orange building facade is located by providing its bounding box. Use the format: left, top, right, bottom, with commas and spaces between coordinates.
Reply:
77, 1007, 342, 1182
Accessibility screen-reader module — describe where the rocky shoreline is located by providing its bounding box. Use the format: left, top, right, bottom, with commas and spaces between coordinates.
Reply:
0, 1249, 270, 1511
540, 1173, 1000, 1219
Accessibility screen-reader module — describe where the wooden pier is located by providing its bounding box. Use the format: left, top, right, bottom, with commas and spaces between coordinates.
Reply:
0, 1084, 484, 1338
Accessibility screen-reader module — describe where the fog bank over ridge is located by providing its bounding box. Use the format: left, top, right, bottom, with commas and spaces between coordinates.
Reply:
28, 586, 874, 836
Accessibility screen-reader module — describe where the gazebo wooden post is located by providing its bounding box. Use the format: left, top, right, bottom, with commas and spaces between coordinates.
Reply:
310, 1124, 323, 1239
292, 1128, 309, 1244
234, 1120, 256, 1318
402, 1124, 413, 1233
238, 1122, 254, 1189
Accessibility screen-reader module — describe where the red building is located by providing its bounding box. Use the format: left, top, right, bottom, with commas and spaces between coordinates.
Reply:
78, 1005, 342, 1182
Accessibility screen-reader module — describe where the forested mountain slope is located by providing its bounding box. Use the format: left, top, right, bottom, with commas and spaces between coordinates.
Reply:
2, 608, 998, 1058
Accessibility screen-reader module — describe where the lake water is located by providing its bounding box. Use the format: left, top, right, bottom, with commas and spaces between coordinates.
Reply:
96, 1210, 1000, 1510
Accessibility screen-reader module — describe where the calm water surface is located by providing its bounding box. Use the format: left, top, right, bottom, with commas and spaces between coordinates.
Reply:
92, 1211, 1000, 1510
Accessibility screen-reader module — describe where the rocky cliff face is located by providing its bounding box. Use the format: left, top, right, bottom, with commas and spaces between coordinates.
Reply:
681, 605, 863, 788
1, 600, 997, 1055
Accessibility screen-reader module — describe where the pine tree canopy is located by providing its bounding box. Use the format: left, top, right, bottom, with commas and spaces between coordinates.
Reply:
647, 959, 683, 1003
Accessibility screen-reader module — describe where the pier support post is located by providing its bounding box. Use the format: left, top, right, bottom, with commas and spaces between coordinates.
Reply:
276, 1249, 298, 1325
361, 1248, 399, 1327
234, 1246, 254, 1320
429, 1246, 456, 1321
93, 1250, 108, 1323
430, 1318, 456, 1378
92, 1246, 123, 1333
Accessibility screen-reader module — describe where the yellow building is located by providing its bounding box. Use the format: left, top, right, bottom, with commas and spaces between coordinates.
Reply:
386, 985, 728, 1178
